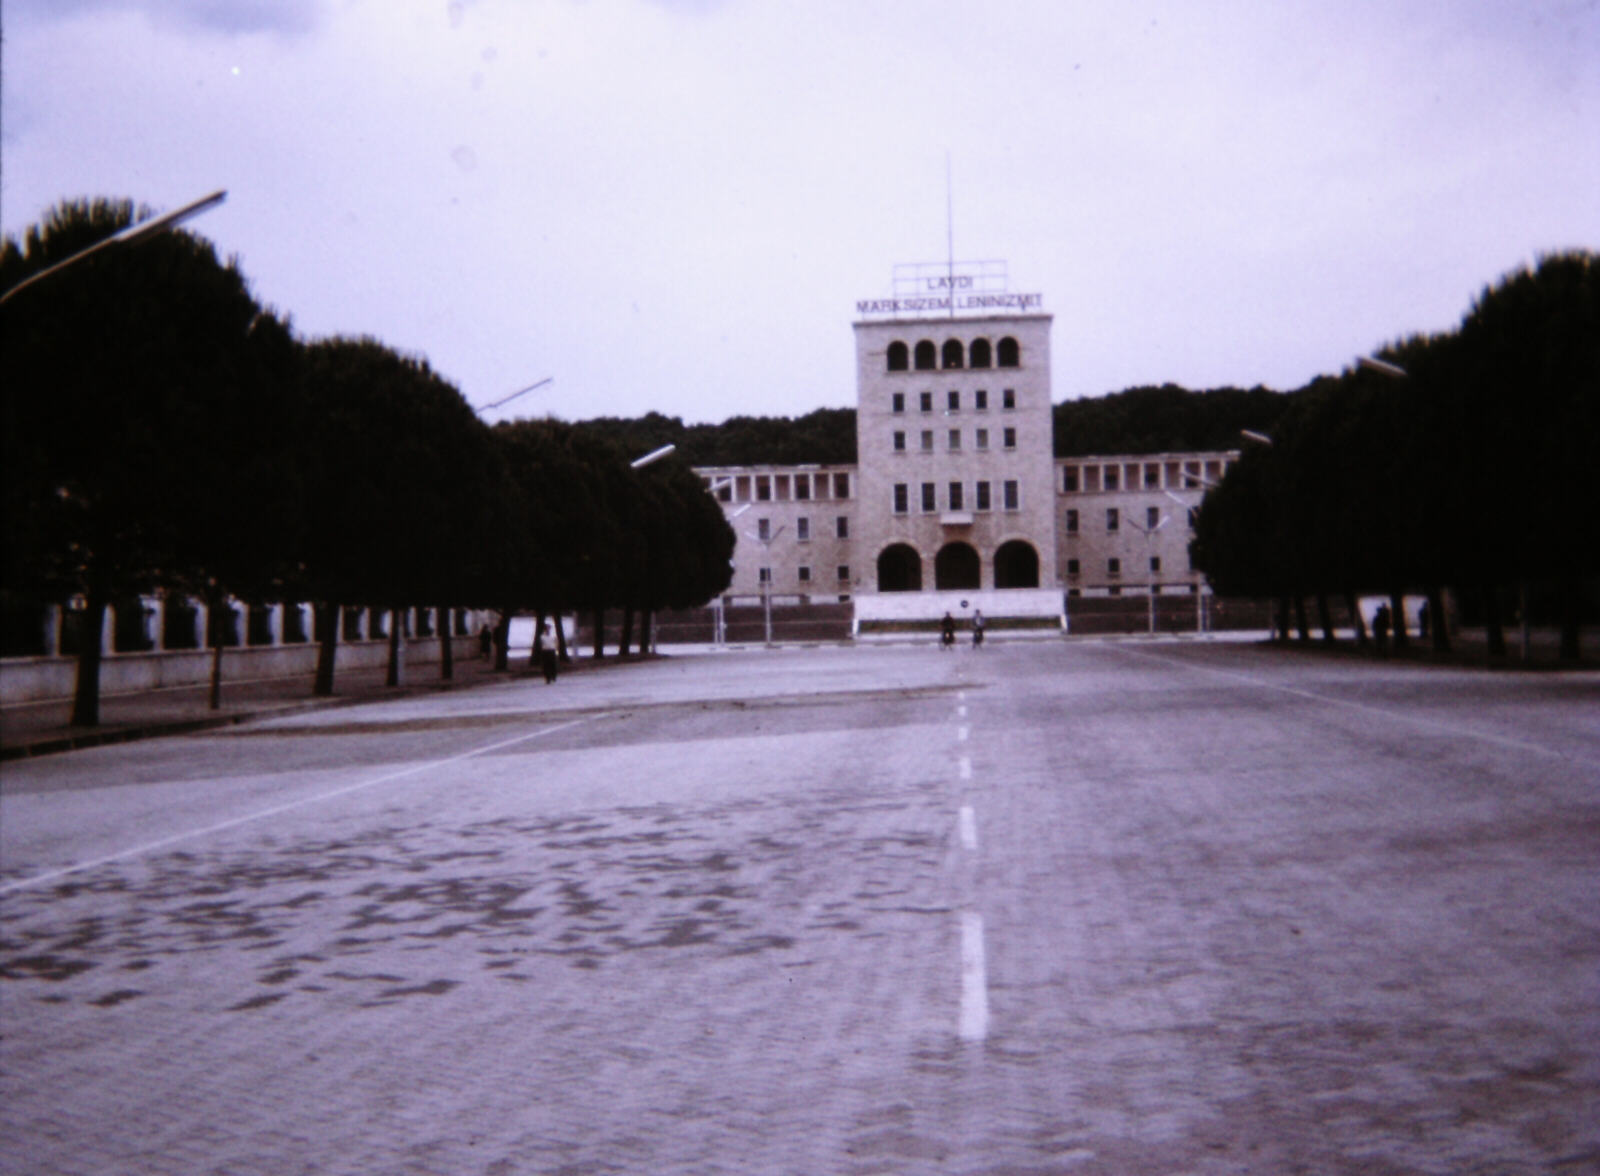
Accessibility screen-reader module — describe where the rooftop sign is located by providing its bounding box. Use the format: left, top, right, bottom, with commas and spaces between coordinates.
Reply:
856, 260, 1043, 318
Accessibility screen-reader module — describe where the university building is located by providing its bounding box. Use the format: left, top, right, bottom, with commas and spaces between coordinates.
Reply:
696, 264, 1238, 632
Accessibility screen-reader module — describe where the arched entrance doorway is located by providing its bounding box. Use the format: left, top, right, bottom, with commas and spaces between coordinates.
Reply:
994, 540, 1040, 588
877, 544, 922, 592
935, 542, 981, 590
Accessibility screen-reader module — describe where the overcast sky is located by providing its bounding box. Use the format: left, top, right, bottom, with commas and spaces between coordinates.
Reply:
4, 0, 1596, 424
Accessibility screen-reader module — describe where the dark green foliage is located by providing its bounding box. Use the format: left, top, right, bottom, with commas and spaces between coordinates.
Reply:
574, 407, 857, 466
1053, 384, 1291, 456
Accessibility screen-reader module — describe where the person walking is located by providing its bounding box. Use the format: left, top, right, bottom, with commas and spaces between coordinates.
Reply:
940, 611, 955, 649
1373, 602, 1391, 657
971, 609, 985, 648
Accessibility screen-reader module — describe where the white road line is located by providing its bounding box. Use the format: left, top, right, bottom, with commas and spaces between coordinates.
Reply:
0, 718, 591, 896
957, 704, 968, 718
1111, 645, 1595, 764
959, 910, 989, 1041
958, 755, 972, 780
957, 725, 969, 742
957, 805, 978, 850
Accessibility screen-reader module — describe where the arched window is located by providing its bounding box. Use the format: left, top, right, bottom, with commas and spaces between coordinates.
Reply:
877, 544, 923, 592
994, 540, 1039, 588
887, 341, 908, 372
934, 542, 981, 590
997, 336, 1020, 368
942, 339, 964, 369
969, 338, 992, 368
913, 340, 937, 371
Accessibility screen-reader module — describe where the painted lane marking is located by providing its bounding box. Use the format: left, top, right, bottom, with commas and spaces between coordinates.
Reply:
0, 718, 592, 896
957, 725, 969, 742
957, 805, 978, 850
959, 910, 989, 1041
958, 704, 968, 719
958, 755, 972, 780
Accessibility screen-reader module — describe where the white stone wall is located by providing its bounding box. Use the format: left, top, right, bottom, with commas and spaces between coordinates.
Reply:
700, 465, 860, 602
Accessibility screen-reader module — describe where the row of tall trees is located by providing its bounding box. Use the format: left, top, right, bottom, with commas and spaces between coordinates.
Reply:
1, 198, 733, 725
1191, 251, 1598, 659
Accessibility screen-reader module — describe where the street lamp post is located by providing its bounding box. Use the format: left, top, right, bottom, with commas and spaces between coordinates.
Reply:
0, 189, 228, 307
1126, 513, 1168, 634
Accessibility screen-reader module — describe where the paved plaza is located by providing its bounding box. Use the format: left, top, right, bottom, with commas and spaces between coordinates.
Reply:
2, 640, 1597, 1174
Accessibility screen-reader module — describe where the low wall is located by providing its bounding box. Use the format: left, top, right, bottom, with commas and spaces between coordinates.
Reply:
855, 588, 1064, 631
0, 635, 480, 705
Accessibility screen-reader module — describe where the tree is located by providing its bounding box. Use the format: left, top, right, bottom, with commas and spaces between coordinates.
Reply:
2, 198, 277, 724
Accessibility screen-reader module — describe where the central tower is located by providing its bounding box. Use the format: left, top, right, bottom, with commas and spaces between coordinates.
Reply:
852, 262, 1059, 619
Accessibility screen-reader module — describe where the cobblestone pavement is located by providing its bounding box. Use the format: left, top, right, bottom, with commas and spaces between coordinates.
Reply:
2, 642, 1597, 1174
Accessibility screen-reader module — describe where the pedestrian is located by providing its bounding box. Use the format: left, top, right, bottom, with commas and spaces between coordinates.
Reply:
1373, 603, 1391, 657
478, 623, 492, 659
940, 611, 955, 649
972, 609, 985, 648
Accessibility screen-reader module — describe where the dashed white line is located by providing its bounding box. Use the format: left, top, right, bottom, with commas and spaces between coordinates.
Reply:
0, 718, 592, 896
959, 910, 990, 1041
958, 755, 972, 780
957, 725, 969, 742
957, 804, 978, 850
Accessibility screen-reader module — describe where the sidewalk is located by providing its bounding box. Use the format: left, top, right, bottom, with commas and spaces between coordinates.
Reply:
0, 652, 556, 761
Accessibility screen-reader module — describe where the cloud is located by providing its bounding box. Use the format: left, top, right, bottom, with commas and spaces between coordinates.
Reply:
8, 0, 321, 38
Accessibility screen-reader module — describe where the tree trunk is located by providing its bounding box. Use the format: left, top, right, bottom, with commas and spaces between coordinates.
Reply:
593, 608, 605, 658
1294, 596, 1311, 643
1559, 578, 1582, 662
1483, 584, 1507, 659
314, 601, 338, 696
493, 611, 512, 672
1389, 591, 1409, 651
1315, 593, 1335, 645
528, 611, 547, 670
1426, 587, 1451, 654
437, 606, 453, 680
1274, 597, 1290, 643
386, 607, 404, 687
555, 610, 571, 664
641, 610, 654, 654
1344, 591, 1369, 647
620, 607, 635, 657
70, 590, 108, 727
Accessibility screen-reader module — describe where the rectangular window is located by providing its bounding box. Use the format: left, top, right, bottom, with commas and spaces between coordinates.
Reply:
1145, 464, 1160, 488
1065, 508, 1079, 534
757, 518, 771, 541
1150, 556, 1161, 573
919, 391, 933, 413
1146, 506, 1160, 530
1063, 467, 1078, 492
1002, 388, 1016, 409
921, 482, 936, 512
798, 565, 811, 582
759, 567, 772, 583
949, 482, 964, 510
1003, 480, 1020, 510
756, 476, 771, 501
836, 515, 849, 539
1104, 468, 1119, 491
796, 477, 810, 501
947, 390, 960, 412
893, 430, 906, 451
976, 481, 991, 511
1003, 427, 1016, 449
838, 565, 850, 581
797, 517, 810, 541
975, 428, 989, 450
1067, 558, 1081, 575
893, 483, 908, 514
1108, 558, 1121, 576
891, 392, 905, 414
1107, 508, 1119, 532
975, 389, 988, 411
948, 429, 961, 450
921, 430, 934, 452
833, 473, 850, 498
